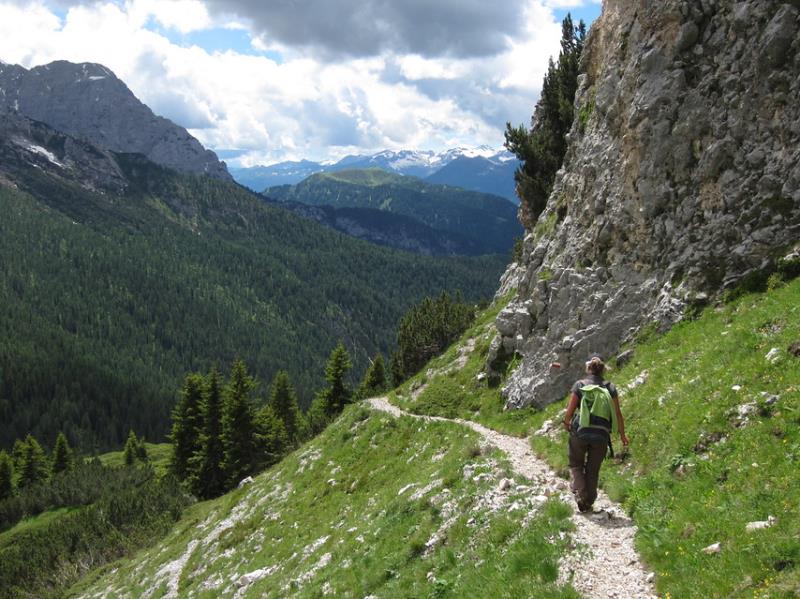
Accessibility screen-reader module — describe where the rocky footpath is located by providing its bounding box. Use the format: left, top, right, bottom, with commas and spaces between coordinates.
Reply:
368, 397, 658, 599
0, 61, 230, 181
492, 0, 800, 408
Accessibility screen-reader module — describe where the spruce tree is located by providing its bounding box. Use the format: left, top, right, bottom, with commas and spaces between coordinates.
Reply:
189, 368, 226, 499
504, 14, 586, 227
269, 370, 300, 444
123, 430, 139, 466
51, 431, 74, 475
221, 360, 258, 486
320, 342, 353, 418
357, 353, 388, 399
170, 373, 205, 480
136, 437, 150, 463
254, 404, 288, 469
18, 434, 49, 488
0, 450, 13, 500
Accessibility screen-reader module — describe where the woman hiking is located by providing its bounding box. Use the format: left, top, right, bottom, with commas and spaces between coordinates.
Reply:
561, 355, 629, 513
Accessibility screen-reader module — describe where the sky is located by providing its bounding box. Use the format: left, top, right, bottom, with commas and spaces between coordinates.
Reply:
0, 0, 601, 167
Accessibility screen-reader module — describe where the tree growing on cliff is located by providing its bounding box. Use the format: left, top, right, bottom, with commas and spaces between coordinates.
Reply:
505, 14, 586, 227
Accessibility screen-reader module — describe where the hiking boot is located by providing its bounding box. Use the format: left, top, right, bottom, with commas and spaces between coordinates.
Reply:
577, 500, 592, 513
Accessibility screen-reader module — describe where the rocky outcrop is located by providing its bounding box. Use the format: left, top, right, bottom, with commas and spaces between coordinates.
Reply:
0, 111, 128, 193
493, 0, 800, 409
0, 61, 230, 181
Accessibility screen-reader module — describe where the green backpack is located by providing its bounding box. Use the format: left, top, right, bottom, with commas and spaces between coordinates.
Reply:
575, 384, 618, 438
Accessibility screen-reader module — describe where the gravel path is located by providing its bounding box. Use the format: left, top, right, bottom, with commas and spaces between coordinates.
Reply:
367, 397, 658, 599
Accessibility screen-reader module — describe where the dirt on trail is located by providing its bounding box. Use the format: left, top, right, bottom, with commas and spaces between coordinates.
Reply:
367, 396, 658, 599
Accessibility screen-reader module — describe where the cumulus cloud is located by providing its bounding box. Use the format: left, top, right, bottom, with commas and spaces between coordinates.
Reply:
204, 0, 526, 59
0, 0, 600, 165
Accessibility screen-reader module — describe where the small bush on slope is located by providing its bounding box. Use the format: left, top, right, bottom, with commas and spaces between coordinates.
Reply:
70, 405, 578, 598
396, 278, 800, 598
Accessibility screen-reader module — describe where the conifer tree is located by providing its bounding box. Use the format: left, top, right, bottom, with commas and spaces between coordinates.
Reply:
11, 438, 25, 471
123, 430, 139, 466
51, 431, 74, 475
170, 373, 205, 480
0, 450, 13, 500
269, 370, 300, 444
189, 368, 226, 499
504, 14, 586, 228
18, 434, 49, 488
319, 342, 353, 418
136, 437, 149, 463
357, 353, 388, 399
221, 360, 258, 486
254, 404, 288, 469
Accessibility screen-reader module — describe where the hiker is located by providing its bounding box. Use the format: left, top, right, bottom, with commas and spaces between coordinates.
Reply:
561, 355, 628, 513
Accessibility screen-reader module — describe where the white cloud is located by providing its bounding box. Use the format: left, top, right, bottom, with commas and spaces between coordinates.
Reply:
0, 0, 598, 165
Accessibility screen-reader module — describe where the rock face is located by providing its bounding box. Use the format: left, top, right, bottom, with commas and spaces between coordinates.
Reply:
0, 61, 230, 181
493, 0, 800, 409
0, 111, 128, 193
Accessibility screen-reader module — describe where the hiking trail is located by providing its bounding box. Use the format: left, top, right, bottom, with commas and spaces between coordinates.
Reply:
367, 396, 658, 599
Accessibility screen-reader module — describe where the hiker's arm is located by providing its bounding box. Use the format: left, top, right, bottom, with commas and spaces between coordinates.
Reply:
562, 393, 579, 431
613, 397, 629, 445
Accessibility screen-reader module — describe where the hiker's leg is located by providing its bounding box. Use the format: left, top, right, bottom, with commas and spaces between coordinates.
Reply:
583, 442, 607, 506
567, 435, 588, 504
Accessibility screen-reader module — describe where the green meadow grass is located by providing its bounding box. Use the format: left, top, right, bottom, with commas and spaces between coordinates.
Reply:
394, 278, 800, 598
96, 442, 172, 474
71, 405, 578, 598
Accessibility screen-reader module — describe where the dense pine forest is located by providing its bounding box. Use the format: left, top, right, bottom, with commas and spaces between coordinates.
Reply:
0, 156, 506, 452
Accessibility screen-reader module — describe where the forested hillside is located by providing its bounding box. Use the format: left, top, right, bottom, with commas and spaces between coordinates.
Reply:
265, 169, 522, 254
0, 157, 506, 451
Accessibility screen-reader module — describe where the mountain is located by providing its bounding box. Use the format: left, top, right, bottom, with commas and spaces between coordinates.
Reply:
0, 118, 507, 451
265, 169, 523, 255
0, 60, 231, 181
230, 147, 521, 202
229, 159, 323, 191
425, 154, 519, 203
269, 199, 485, 256
489, 0, 800, 409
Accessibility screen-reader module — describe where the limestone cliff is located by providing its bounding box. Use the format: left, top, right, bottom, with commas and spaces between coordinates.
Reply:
0, 61, 231, 181
493, 0, 800, 409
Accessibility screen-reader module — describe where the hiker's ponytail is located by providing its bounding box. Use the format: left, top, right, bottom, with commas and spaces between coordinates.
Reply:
586, 356, 605, 376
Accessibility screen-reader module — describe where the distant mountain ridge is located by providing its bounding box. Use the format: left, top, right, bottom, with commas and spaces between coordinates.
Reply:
265, 168, 522, 255
0, 60, 231, 181
231, 147, 520, 202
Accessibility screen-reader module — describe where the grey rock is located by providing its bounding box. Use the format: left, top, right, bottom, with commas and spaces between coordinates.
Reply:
494, 0, 800, 410
760, 5, 799, 67
0, 60, 231, 181
676, 22, 700, 52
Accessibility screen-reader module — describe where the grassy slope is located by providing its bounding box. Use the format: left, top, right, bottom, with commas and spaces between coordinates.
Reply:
391, 278, 800, 598
97, 443, 171, 473
71, 406, 578, 598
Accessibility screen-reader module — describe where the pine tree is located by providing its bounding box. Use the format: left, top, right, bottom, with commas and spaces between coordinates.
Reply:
189, 368, 226, 499
136, 436, 150, 463
0, 450, 13, 500
51, 431, 74, 475
170, 373, 205, 479
221, 360, 258, 486
254, 404, 288, 469
123, 430, 139, 466
319, 342, 353, 418
505, 14, 586, 228
269, 370, 300, 444
18, 434, 49, 488
356, 353, 388, 400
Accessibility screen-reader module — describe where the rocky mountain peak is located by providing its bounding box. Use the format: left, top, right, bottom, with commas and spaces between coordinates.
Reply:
492, 0, 800, 409
0, 60, 231, 181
